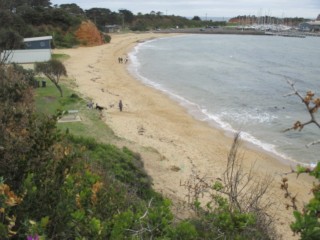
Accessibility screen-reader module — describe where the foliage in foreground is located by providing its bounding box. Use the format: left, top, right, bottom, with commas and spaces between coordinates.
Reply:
282, 81, 320, 240
182, 133, 277, 240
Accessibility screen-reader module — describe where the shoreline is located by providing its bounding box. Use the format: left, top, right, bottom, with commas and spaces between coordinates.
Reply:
128, 34, 308, 169
55, 32, 313, 239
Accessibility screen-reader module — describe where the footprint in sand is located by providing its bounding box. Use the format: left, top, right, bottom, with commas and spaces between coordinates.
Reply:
137, 125, 145, 135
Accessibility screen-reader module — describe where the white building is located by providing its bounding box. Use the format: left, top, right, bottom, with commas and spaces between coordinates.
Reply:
2, 36, 53, 64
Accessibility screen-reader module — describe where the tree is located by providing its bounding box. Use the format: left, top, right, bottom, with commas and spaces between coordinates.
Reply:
34, 59, 67, 97
5, 0, 51, 8
119, 9, 134, 24
0, 29, 23, 65
0, 9, 34, 36
59, 3, 84, 16
0, 0, 12, 10
85, 8, 114, 30
28, 0, 51, 7
192, 16, 201, 21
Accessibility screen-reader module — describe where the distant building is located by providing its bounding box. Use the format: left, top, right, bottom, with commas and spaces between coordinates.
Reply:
299, 21, 320, 32
2, 36, 53, 64
104, 25, 121, 33
317, 14, 320, 21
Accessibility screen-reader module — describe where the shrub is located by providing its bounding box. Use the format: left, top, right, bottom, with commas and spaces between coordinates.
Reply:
104, 34, 111, 43
181, 133, 277, 239
0, 178, 23, 239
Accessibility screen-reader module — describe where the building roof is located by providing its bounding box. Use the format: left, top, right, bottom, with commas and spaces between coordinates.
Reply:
24, 36, 53, 42
105, 25, 120, 28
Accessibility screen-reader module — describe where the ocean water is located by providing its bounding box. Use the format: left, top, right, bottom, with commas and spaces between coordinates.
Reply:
128, 34, 320, 166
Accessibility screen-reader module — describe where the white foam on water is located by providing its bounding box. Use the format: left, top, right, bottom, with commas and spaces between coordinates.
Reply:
127, 35, 320, 168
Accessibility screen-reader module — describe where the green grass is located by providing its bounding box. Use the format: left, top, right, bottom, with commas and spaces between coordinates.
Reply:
34, 80, 77, 113
34, 80, 116, 142
51, 53, 70, 61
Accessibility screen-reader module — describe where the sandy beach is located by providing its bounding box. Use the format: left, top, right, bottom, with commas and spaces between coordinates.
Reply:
55, 32, 313, 239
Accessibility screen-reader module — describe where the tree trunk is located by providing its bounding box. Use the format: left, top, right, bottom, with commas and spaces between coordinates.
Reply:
56, 84, 63, 97
52, 81, 63, 97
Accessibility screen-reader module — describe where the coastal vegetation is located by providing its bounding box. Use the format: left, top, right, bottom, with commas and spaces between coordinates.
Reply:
0, 1, 319, 239
0, 1, 308, 49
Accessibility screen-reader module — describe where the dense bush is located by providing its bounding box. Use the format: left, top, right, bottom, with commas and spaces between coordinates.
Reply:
0, 5, 83, 48
104, 34, 111, 43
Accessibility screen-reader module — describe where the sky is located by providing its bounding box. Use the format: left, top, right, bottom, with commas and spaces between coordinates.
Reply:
50, 0, 320, 19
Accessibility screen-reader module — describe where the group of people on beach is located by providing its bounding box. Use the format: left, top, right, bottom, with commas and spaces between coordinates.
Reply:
118, 56, 128, 64
87, 100, 123, 112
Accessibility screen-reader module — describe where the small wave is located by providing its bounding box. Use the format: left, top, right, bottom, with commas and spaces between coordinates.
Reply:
202, 109, 235, 132
218, 110, 278, 124
200, 109, 291, 161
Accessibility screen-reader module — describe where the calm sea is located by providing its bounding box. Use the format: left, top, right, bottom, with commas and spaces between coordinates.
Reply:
128, 34, 320, 166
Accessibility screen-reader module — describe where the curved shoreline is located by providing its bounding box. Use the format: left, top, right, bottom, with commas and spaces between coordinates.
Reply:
55, 32, 313, 239
128, 35, 312, 168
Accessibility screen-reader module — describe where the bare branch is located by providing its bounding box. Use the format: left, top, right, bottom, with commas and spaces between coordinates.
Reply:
280, 178, 298, 210
285, 79, 306, 103
0, 49, 14, 66
181, 133, 277, 238
139, 198, 153, 220
284, 79, 320, 139
283, 120, 313, 132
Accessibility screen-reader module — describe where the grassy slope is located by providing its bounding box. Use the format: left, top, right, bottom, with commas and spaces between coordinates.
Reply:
34, 79, 116, 143
33, 72, 164, 183
34, 54, 168, 203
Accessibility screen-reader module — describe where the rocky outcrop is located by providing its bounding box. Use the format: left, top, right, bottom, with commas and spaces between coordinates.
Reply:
75, 21, 104, 46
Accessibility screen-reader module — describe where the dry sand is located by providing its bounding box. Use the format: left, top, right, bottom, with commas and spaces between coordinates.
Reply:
55, 32, 314, 239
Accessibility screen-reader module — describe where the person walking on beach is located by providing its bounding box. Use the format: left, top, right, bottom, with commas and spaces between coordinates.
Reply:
119, 100, 123, 112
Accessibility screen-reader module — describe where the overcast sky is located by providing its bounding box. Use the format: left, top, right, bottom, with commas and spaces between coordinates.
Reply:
50, 0, 319, 19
